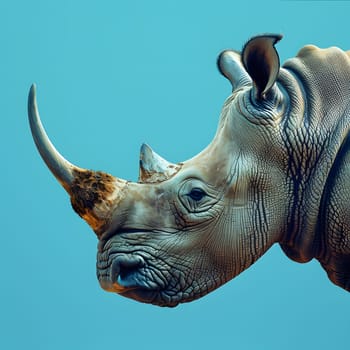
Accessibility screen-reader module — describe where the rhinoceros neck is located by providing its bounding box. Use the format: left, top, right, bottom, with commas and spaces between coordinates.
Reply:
277, 46, 350, 263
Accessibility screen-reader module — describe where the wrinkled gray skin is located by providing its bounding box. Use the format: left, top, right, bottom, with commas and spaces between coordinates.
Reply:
28, 34, 350, 307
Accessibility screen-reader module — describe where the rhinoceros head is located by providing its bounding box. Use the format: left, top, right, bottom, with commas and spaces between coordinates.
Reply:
29, 34, 288, 306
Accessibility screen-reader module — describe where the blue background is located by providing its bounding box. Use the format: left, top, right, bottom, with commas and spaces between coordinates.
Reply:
2, 1, 350, 349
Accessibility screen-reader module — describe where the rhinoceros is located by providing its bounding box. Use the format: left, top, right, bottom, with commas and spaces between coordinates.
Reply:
28, 34, 350, 307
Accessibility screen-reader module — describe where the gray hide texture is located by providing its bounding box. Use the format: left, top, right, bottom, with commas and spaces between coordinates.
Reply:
28, 34, 350, 307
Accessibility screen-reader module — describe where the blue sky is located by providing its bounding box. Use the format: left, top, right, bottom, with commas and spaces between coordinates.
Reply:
2, 1, 350, 349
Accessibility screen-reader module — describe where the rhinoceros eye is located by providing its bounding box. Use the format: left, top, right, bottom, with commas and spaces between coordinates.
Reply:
179, 179, 215, 214
187, 188, 206, 201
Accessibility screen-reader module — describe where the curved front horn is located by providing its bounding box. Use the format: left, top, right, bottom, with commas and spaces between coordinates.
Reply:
28, 84, 127, 235
28, 84, 77, 191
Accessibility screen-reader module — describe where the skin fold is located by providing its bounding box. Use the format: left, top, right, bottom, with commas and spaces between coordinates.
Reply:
28, 34, 350, 307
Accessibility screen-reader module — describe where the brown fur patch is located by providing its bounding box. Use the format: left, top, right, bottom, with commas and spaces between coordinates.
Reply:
69, 169, 116, 219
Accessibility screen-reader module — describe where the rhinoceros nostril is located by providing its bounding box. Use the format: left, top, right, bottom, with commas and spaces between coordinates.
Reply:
110, 254, 145, 286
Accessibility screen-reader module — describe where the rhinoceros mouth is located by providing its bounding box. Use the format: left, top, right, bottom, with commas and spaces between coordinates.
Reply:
99, 271, 175, 306
97, 251, 166, 294
96, 249, 185, 306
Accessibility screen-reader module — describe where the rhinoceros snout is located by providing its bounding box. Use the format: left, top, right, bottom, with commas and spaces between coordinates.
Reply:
110, 254, 145, 287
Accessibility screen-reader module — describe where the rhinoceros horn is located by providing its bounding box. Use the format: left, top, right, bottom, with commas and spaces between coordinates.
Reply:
27, 84, 127, 235
138, 143, 180, 183
28, 84, 76, 191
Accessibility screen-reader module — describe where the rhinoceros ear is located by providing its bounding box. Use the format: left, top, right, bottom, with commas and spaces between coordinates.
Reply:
242, 34, 282, 100
217, 50, 251, 91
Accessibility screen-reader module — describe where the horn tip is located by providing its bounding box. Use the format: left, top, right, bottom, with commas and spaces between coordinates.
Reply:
29, 83, 37, 99
28, 83, 37, 112
140, 143, 152, 159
